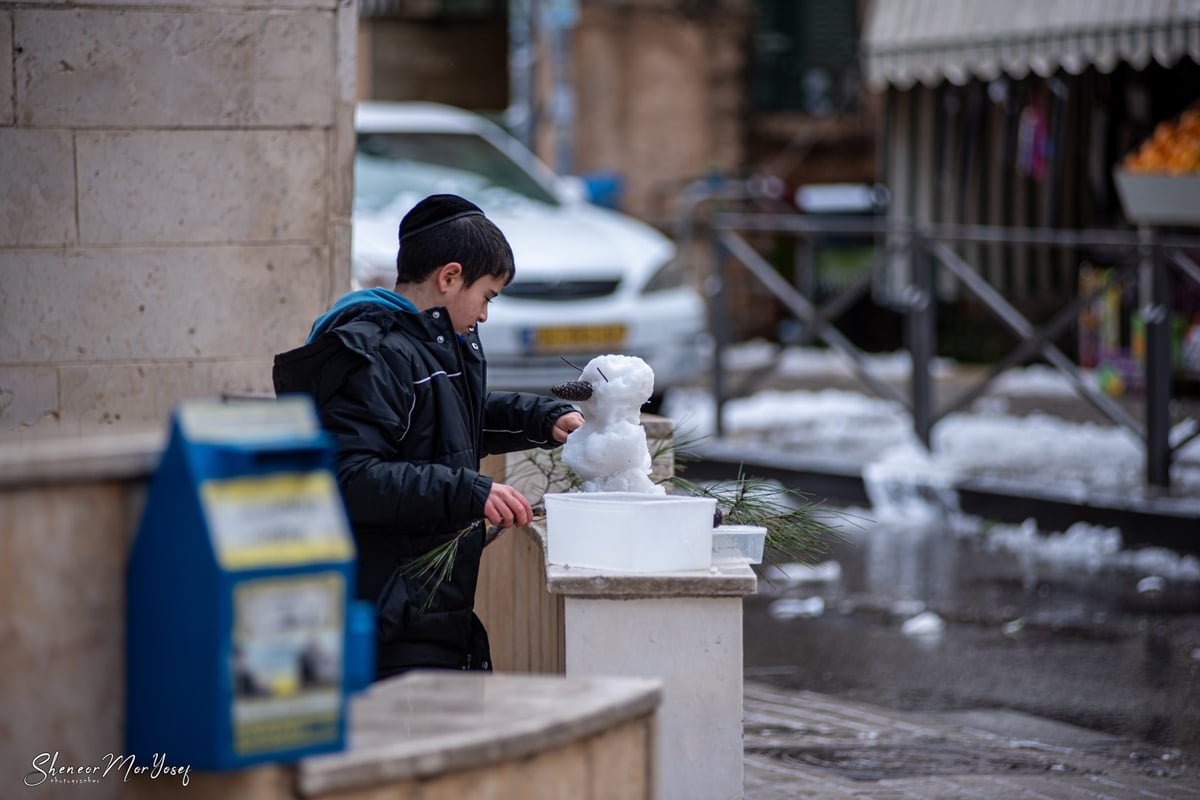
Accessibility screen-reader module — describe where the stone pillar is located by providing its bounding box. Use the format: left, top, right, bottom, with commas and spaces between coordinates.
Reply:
553, 566, 755, 800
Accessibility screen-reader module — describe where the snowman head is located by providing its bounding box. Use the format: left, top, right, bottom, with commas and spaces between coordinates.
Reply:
552, 354, 655, 422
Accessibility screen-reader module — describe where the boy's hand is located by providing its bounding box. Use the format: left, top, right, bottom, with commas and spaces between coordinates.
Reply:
484, 482, 534, 528
551, 411, 585, 443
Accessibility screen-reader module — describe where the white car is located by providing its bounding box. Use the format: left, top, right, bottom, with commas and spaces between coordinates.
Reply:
352, 101, 706, 400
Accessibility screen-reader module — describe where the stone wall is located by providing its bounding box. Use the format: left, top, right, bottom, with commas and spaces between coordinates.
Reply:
0, 1, 357, 436
570, 0, 752, 224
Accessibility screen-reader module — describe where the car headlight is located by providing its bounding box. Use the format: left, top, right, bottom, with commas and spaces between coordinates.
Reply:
641, 257, 687, 294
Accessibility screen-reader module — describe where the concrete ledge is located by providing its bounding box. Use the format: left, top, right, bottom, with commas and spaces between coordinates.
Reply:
531, 521, 759, 597
296, 671, 661, 796
547, 561, 758, 597
0, 429, 162, 487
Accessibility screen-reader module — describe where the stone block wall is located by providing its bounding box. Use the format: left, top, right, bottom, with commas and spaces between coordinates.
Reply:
0, 1, 357, 435
570, 0, 753, 224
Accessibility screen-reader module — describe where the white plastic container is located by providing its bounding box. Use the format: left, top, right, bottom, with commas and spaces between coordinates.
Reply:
711, 525, 767, 565
543, 492, 716, 572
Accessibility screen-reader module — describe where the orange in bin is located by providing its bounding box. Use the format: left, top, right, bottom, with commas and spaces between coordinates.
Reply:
1123, 106, 1200, 175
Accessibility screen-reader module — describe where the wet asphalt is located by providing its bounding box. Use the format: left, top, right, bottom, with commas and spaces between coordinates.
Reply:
742, 517, 1200, 760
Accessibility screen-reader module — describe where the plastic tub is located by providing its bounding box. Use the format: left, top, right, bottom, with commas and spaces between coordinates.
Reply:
711, 525, 767, 565
543, 492, 716, 572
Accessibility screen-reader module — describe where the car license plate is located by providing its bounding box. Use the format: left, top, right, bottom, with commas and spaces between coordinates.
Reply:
523, 324, 627, 353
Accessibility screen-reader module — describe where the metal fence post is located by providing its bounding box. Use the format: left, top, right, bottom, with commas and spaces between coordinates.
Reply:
1142, 228, 1172, 492
707, 227, 729, 439
908, 230, 935, 450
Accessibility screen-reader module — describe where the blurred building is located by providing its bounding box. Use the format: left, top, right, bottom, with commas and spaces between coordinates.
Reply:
356, 0, 876, 226
861, 0, 1200, 318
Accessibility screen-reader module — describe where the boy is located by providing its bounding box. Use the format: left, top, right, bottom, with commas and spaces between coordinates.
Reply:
273, 194, 583, 679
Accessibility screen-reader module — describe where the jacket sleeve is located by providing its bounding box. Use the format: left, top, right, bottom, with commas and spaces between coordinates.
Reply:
480, 391, 577, 457
320, 348, 491, 532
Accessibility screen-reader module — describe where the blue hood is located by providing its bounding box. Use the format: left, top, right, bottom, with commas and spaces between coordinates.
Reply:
307, 287, 417, 343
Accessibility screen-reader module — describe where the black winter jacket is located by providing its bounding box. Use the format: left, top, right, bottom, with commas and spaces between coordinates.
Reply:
272, 302, 574, 677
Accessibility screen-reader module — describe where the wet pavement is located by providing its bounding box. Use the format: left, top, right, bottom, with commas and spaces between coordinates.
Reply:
743, 524, 1200, 749
743, 680, 1200, 799
734, 496, 1200, 797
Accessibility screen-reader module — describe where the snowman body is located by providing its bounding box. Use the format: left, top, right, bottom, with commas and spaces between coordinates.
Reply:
560, 355, 665, 494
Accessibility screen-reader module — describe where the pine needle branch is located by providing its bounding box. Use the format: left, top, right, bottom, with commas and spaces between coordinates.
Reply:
668, 469, 857, 566
401, 523, 473, 616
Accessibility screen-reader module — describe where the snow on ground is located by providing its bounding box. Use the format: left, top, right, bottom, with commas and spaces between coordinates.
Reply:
986, 363, 1081, 396
663, 345, 1200, 579
666, 345, 1200, 497
720, 340, 956, 382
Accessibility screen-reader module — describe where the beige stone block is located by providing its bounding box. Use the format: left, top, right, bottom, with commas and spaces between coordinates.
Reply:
0, 245, 326, 363
319, 779, 420, 800
77, 130, 328, 245
513, 740, 588, 800
59, 358, 277, 431
421, 761, 519, 800
0, 130, 77, 245
587, 719, 652, 800
0, 11, 12, 125
0, 483, 140, 800
329, 217, 354, 298
0, 365, 61, 430
57, 364, 162, 430
15, 9, 335, 128
124, 764, 293, 800
336, 2, 358, 106
332, 100, 358, 221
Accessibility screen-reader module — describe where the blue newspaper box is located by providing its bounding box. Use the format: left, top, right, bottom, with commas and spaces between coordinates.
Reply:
126, 396, 373, 770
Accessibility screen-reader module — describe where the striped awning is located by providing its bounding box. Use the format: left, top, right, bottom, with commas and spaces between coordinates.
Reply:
862, 0, 1200, 90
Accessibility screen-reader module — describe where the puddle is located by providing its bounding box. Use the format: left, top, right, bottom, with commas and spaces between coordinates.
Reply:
758, 743, 1068, 782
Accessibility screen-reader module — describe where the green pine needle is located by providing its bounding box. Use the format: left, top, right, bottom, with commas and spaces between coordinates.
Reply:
401, 523, 471, 616
668, 469, 856, 566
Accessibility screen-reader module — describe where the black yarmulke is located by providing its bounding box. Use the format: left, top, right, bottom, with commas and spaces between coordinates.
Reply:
399, 194, 485, 242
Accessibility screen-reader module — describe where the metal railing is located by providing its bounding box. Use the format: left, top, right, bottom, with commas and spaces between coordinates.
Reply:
686, 195, 1200, 494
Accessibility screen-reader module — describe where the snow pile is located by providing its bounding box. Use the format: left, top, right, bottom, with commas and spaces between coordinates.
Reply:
862, 442, 962, 524
767, 596, 826, 620
1115, 547, 1200, 581
986, 519, 1122, 573
760, 560, 843, 586
560, 354, 664, 494
663, 387, 914, 463
986, 364, 1081, 397
662, 348, 1200, 580
901, 611, 945, 637
721, 340, 955, 382
934, 412, 1144, 498
984, 518, 1200, 582
662, 364, 1200, 498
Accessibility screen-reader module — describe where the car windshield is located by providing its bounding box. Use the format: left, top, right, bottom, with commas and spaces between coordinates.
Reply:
355, 131, 560, 213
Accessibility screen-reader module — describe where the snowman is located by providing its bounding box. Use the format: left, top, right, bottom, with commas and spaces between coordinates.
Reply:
552, 354, 665, 494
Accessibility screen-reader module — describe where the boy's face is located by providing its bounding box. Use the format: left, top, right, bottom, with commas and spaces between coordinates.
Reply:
443, 267, 507, 335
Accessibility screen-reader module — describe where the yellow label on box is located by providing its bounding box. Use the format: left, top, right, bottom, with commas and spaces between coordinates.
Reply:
201, 472, 354, 570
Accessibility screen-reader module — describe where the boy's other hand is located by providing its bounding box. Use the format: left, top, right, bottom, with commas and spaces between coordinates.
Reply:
551, 411, 585, 443
484, 482, 534, 528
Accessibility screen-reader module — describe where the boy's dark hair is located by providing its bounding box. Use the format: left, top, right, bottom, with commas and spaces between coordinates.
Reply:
396, 194, 515, 287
